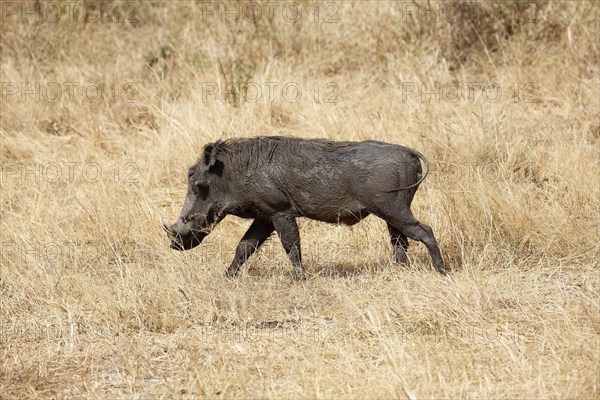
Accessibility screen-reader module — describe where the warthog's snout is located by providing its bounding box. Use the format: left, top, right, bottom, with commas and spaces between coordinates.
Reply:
161, 218, 205, 251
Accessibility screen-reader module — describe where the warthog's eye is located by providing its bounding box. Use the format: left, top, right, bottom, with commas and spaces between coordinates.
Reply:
188, 169, 195, 179
194, 182, 209, 199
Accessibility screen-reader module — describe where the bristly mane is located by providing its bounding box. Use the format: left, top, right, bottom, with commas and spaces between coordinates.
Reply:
208, 136, 342, 173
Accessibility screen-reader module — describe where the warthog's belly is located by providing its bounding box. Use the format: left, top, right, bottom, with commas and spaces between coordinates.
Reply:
302, 208, 369, 225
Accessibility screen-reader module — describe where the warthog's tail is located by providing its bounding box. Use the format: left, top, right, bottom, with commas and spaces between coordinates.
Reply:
384, 148, 430, 192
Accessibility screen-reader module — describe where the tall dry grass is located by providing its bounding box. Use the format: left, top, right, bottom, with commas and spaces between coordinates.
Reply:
0, 0, 599, 398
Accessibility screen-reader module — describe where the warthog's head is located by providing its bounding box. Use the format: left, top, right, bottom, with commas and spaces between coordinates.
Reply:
161, 143, 226, 250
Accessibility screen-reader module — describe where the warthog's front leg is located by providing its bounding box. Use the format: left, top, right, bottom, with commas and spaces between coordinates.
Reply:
226, 219, 274, 277
271, 214, 306, 280
388, 224, 409, 264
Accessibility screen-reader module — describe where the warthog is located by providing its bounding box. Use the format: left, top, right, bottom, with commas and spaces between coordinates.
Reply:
162, 136, 447, 279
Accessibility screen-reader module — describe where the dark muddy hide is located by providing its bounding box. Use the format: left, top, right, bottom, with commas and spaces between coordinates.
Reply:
162, 136, 448, 279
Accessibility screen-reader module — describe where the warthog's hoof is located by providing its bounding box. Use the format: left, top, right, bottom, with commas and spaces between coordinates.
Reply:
293, 269, 307, 281
225, 268, 241, 278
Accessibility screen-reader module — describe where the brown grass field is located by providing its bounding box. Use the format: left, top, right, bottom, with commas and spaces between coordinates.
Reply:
1, 0, 599, 398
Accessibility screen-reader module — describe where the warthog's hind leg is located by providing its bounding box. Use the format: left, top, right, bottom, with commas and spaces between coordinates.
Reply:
380, 208, 448, 276
401, 219, 447, 275
271, 214, 306, 280
226, 219, 274, 278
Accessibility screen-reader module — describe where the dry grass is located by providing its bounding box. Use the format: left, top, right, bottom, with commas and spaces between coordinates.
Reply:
1, 0, 599, 398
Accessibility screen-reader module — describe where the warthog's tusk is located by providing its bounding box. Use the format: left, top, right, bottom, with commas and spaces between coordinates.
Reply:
160, 217, 175, 236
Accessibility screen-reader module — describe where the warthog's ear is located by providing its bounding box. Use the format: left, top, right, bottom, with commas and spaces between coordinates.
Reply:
202, 143, 219, 168
202, 142, 225, 176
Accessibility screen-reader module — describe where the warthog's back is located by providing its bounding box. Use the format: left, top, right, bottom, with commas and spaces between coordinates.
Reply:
218, 136, 424, 222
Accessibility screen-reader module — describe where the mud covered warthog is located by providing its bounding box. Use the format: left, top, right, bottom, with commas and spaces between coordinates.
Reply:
162, 136, 447, 279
